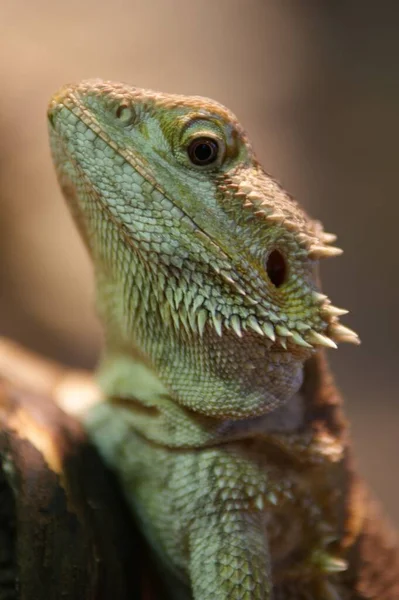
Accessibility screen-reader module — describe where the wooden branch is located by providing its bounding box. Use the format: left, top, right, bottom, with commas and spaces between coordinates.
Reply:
0, 342, 165, 599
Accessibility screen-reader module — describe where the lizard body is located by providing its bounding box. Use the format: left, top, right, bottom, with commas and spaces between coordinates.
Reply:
48, 80, 399, 599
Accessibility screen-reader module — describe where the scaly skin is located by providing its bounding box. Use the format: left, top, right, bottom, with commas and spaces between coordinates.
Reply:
48, 80, 398, 599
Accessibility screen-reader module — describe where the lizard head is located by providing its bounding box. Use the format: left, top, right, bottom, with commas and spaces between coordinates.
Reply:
48, 80, 359, 418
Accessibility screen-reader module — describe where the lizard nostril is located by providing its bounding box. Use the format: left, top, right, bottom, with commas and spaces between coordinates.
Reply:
266, 250, 287, 288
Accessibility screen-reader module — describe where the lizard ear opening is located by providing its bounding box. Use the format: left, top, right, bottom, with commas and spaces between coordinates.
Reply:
114, 102, 137, 126
266, 249, 287, 288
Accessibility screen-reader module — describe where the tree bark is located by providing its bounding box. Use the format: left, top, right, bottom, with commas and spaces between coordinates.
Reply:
0, 376, 162, 599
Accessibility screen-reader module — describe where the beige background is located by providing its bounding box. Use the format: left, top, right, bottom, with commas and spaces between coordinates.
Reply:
0, 2, 398, 521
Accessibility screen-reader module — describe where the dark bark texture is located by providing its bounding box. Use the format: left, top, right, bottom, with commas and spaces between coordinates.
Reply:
0, 378, 163, 599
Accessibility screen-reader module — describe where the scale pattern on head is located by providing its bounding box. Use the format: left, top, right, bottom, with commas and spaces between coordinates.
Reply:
48, 80, 359, 417
49, 80, 358, 351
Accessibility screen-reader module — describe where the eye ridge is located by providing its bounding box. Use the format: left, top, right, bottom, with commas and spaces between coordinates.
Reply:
187, 137, 219, 166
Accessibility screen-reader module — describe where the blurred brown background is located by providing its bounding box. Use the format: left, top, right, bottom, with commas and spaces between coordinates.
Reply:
0, 2, 398, 520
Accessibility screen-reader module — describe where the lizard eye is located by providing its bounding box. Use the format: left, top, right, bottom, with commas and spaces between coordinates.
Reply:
187, 137, 219, 166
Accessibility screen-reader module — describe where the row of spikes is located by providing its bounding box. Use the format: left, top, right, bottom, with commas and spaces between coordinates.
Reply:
205, 310, 358, 349
162, 299, 359, 350
147, 179, 359, 347
155, 265, 360, 349
218, 180, 344, 259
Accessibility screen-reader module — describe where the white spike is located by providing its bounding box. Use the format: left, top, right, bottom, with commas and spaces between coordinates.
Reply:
321, 232, 337, 244
291, 331, 312, 348
246, 297, 259, 306
219, 271, 246, 296
254, 495, 264, 511
330, 323, 360, 345
285, 220, 299, 232
275, 325, 292, 337
321, 305, 349, 318
262, 322, 276, 341
247, 191, 263, 201
309, 245, 343, 259
312, 291, 328, 304
311, 551, 348, 574
307, 330, 337, 349
297, 233, 311, 245
266, 213, 285, 224
212, 313, 223, 337
230, 315, 243, 338
330, 323, 357, 338
247, 316, 264, 336
267, 491, 278, 506
220, 270, 236, 285
197, 309, 207, 337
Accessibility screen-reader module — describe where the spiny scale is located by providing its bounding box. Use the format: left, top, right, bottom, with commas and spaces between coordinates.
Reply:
161, 258, 359, 347
230, 315, 243, 337
321, 305, 349, 318
307, 331, 338, 349
309, 245, 344, 259
234, 179, 345, 263
220, 176, 359, 349
170, 278, 360, 348
329, 323, 360, 345
184, 274, 359, 347
321, 232, 338, 244
181, 303, 360, 349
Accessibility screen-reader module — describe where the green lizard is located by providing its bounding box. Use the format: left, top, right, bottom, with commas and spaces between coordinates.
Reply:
48, 80, 399, 599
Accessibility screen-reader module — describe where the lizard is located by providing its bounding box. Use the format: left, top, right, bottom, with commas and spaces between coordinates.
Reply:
47, 79, 399, 599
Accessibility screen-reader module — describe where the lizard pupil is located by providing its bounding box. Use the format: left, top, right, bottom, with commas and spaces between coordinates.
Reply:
266, 250, 287, 288
187, 137, 219, 166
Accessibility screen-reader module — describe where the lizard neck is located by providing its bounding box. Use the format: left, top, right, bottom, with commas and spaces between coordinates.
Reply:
95, 347, 307, 448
